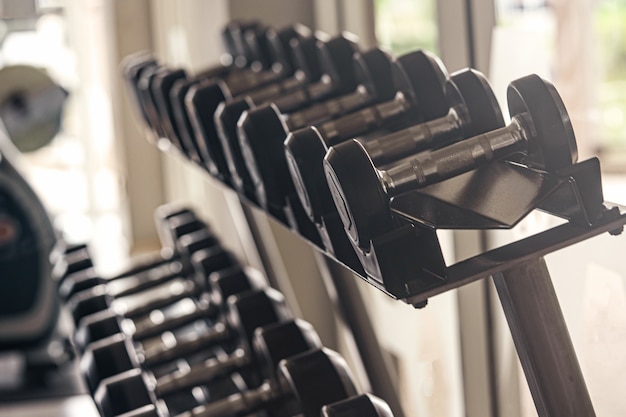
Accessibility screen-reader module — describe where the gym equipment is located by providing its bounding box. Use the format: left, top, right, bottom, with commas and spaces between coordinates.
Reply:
81, 287, 291, 394
0, 134, 59, 347
283, 51, 455, 262
73, 264, 266, 351
95, 319, 320, 416
214, 29, 324, 201
184, 32, 358, 184
124, 21, 262, 140
175, 347, 358, 417
178, 25, 313, 181
57, 209, 208, 301
296, 68, 500, 256
67, 241, 235, 326
322, 394, 394, 417
222, 47, 390, 207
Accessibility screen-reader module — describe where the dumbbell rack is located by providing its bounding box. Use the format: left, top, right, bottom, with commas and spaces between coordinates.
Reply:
123, 24, 626, 417
152, 133, 626, 417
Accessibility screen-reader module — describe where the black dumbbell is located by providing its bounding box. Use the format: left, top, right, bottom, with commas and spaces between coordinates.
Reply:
177, 25, 312, 181
281, 51, 455, 259
122, 19, 253, 132
165, 20, 274, 167
219, 45, 387, 208
324, 73, 576, 249
231, 35, 361, 211
58, 209, 206, 300
186, 32, 359, 186
81, 287, 291, 394
127, 21, 264, 143
67, 236, 233, 326
322, 394, 394, 417
172, 347, 358, 417
61, 219, 219, 306
95, 319, 320, 417
73, 264, 265, 351
213, 29, 325, 202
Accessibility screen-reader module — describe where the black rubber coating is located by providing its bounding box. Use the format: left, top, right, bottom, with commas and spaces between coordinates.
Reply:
507, 74, 577, 171
322, 394, 394, 417
391, 50, 448, 122
355, 48, 396, 101
226, 288, 292, 352
324, 139, 392, 248
185, 80, 233, 182
317, 35, 360, 94
253, 319, 321, 383
279, 348, 358, 417
69, 286, 113, 325
81, 334, 136, 394
291, 34, 323, 82
210, 266, 265, 305
238, 104, 293, 208
95, 369, 153, 417
214, 97, 257, 200
74, 309, 122, 352
449, 69, 504, 139
284, 126, 334, 222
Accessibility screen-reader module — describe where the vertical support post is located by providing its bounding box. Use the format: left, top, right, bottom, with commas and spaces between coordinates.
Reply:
492, 257, 595, 417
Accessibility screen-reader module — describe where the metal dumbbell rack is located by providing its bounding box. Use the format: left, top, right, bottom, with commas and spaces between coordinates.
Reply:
156, 120, 626, 417
125, 35, 626, 417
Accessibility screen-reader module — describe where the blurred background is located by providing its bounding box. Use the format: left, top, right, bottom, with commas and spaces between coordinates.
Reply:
2, 0, 625, 416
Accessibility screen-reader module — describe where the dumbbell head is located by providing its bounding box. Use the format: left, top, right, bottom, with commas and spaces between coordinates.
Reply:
390, 50, 449, 123
507, 74, 577, 171
149, 319, 322, 403
316, 32, 361, 95
123, 54, 158, 129
252, 319, 321, 385
322, 394, 394, 417
73, 264, 257, 353
353, 48, 397, 102
238, 103, 291, 208
276, 348, 359, 417
151, 68, 189, 152
323, 69, 504, 248
82, 287, 290, 394
283, 50, 452, 224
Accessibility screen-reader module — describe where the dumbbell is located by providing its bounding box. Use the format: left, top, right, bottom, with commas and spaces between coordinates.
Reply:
239, 50, 445, 214
81, 287, 291, 394
218, 46, 388, 206
213, 29, 325, 202
67, 236, 234, 327
282, 51, 452, 258
57, 208, 205, 299
123, 19, 255, 132
127, 21, 265, 143
170, 25, 310, 181
284, 68, 501, 259
324, 73, 576, 249
60, 219, 219, 307
95, 319, 321, 417
168, 347, 358, 417
165, 21, 278, 167
73, 264, 265, 351
185, 32, 359, 187
322, 394, 393, 417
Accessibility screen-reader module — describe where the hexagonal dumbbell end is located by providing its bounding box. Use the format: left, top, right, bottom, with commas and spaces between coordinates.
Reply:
322, 394, 394, 417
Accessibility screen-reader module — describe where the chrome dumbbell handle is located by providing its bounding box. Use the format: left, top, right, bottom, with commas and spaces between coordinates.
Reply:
181, 380, 277, 417
154, 348, 250, 397
380, 114, 528, 195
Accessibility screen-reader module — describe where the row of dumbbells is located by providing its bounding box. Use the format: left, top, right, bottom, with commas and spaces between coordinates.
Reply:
54, 205, 395, 417
121, 19, 579, 284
